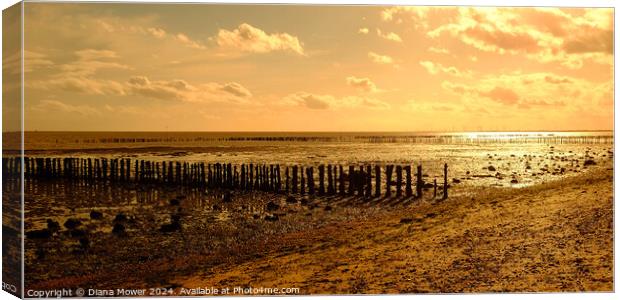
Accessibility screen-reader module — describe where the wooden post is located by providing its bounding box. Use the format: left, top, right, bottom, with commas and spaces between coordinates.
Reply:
292, 165, 298, 194
442, 163, 448, 200
405, 166, 412, 197
276, 164, 281, 192
285, 166, 290, 194
375, 165, 381, 198
300, 167, 306, 195
318, 165, 325, 196
416, 165, 423, 198
357, 166, 364, 196
327, 165, 334, 195
348, 166, 355, 195
433, 179, 437, 198
396, 165, 403, 197
307, 167, 315, 195
365, 165, 372, 198
241, 164, 246, 190
385, 165, 393, 197
338, 165, 345, 196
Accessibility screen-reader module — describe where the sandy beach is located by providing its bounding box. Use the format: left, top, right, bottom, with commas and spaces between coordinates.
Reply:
22, 166, 612, 293
175, 168, 613, 293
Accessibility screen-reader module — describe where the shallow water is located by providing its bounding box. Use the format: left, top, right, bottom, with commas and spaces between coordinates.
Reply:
7, 131, 614, 188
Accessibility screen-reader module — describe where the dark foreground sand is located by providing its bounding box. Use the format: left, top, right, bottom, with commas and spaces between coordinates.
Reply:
25, 168, 612, 294
177, 169, 613, 293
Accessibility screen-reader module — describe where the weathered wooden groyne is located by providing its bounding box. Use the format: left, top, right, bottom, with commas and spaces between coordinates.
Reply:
2, 157, 450, 199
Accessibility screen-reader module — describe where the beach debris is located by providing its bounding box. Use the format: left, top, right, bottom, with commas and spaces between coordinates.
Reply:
266, 201, 280, 211
78, 237, 90, 249
584, 159, 596, 166
70, 229, 87, 238
264, 215, 279, 222
159, 215, 182, 232
286, 196, 298, 204
90, 210, 103, 220
113, 213, 127, 223
26, 229, 52, 240
46, 219, 60, 232
64, 218, 82, 230
112, 223, 126, 235
222, 191, 232, 203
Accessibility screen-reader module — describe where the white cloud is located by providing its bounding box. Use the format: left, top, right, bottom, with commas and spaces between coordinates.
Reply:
282, 92, 389, 110
419, 60, 472, 78
376, 29, 402, 42
368, 52, 394, 65
214, 23, 304, 55
32, 100, 100, 116
346, 76, 377, 92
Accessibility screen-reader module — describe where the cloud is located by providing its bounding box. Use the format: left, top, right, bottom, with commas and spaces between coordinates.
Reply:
368, 52, 394, 65
218, 82, 252, 98
381, 6, 431, 28
427, 7, 613, 69
214, 23, 304, 55
405, 100, 461, 113
32, 100, 100, 116
419, 60, 472, 78
480, 87, 520, 105
346, 76, 377, 92
358, 28, 369, 34
127, 76, 253, 103
428, 47, 449, 54
376, 29, 402, 42
28, 49, 129, 95
283, 92, 390, 110
441, 72, 610, 111
147, 27, 166, 38
175, 33, 206, 50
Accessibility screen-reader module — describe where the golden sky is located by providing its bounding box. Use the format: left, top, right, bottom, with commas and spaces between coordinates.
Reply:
11, 3, 614, 131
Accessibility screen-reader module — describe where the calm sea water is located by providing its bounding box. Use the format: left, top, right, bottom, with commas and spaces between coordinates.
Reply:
3, 131, 614, 187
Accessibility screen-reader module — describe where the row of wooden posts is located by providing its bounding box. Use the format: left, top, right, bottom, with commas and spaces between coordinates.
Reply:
2, 157, 449, 199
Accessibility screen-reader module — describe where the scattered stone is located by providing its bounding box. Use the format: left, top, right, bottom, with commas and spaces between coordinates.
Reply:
46, 219, 60, 232
159, 221, 181, 233
488, 166, 496, 171
324, 206, 333, 211
264, 215, 279, 222
266, 201, 280, 211
452, 178, 461, 184
113, 213, 127, 223
510, 179, 519, 184
222, 191, 232, 203
79, 237, 90, 249
70, 229, 87, 238
63, 218, 82, 230
90, 210, 103, 220
286, 196, 298, 204
170, 199, 180, 206
26, 229, 51, 239
584, 159, 596, 166
112, 223, 126, 235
